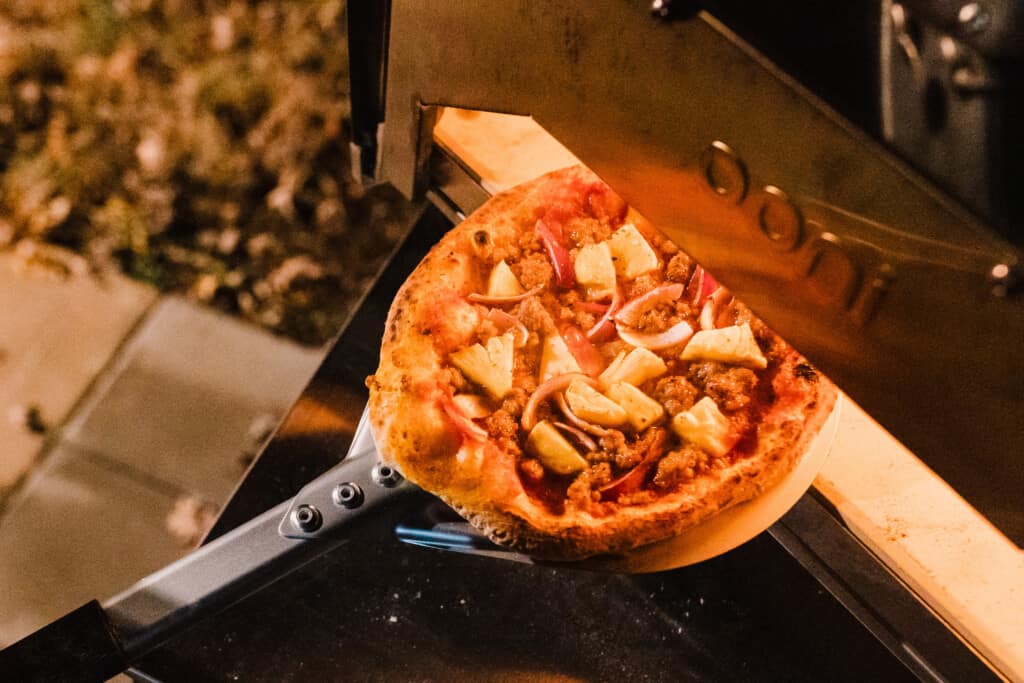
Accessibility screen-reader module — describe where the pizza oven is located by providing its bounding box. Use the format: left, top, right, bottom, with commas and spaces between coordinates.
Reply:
3, 2, 1021, 681
351, 2, 1023, 679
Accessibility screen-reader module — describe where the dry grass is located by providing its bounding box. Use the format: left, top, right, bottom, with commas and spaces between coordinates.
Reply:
0, 0, 411, 345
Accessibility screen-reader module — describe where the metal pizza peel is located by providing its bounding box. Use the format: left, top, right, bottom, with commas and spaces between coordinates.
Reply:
0, 392, 839, 681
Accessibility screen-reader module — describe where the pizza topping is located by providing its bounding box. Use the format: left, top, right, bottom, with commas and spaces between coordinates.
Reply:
450, 332, 515, 399
598, 428, 668, 500
559, 325, 605, 377
535, 219, 576, 289
441, 395, 489, 442
607, 223, 659, 279
614, 282, 684, 327
555, 392, 612, 437
518, 295, 558, 335
485, 309, 529, 347
652, 375, 699, 416
553, 421, 599, 452
486, 259, 526, 297
699, 286, 733, 331
688, 362, 758, 412
665, 252, 695, 283
686, 265, 719, 306
586, 284, 623, 342
539, 333, 582, 381
573, 242, 616, 299
467, 285, 543, 306
565, 379, 629, 427
522, 372, 599, 431
616, 319, 694, 351
599, 347, 667, 387
451, 394, 491, 419
574, 299, 610, 313
652, 445, 710, 489
527, 420, 588, 475
681, 323, 767, 370
671, 396, 734, 457
605, 382, 665, 431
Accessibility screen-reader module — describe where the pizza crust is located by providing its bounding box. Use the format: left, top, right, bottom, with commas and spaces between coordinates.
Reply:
368, 166, 837, 561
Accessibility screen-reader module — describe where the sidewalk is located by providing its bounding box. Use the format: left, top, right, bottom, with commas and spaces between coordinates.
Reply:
0, 249, 322, 648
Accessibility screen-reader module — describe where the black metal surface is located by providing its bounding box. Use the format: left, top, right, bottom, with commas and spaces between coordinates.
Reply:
0, 600, 127, 683
127, 205, 928, 682
347, 0, 390, 181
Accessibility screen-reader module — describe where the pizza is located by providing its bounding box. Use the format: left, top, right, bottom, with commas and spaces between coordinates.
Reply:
367, 166, 836, 560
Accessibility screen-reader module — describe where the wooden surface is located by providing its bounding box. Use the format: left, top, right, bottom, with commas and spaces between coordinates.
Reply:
434, 108, 1023, 681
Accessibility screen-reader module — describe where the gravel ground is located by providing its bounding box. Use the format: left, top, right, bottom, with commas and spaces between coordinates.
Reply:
0, 0, 413, 346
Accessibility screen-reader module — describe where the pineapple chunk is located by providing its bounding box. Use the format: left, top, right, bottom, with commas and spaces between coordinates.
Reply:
605, 382, 665, 431
450, 332, 515, 399
599, 348, 667, 387
451, 394, 491, 419
671, 396, 733, 456
680, 323, 767, 369
607, 223, 659, 279
527, 420, 588, 475
487, 260, 525, 297
565, 379, 628, 427
573, 242, 616, 299
539, 333, 581, 382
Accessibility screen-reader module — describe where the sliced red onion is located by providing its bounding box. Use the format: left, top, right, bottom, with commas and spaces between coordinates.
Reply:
485, 309, 530, 347
586, 285, 623, 341
560, 325, 605, 377
441, 397, 488, 442
616, 320, 694, 350
535, 219, 575, 289
686, 266, 719, 307
553, 421, 598, 452
467, 285, 543, 306
699, 287, 733, 331
614, 283, 684, 327
598, 431, 667, 500
555, 392, 611, 437
685, 266, 703, 305
522, 373, 598, 431
715, 297, 739, 329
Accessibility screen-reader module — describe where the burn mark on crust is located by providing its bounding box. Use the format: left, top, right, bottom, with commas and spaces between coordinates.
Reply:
794, 363, 818, 382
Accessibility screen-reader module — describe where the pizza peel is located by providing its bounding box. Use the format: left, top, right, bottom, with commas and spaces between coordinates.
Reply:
0, 398, 840, 680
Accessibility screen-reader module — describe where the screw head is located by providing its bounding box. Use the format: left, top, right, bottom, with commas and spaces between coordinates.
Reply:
989, 263, 1019, 297
372, 463, 404, 488
332, 482, 364, 509
958, 2, 991, 35
291, 504, 322, 532
650, 0, 699, 20
758, 186, 803, 252
701, 141, 749, 204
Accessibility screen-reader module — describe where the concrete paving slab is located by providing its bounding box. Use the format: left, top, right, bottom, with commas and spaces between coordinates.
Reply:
62, 297, 322, 503
0, 249, 156, 491
0, 442, 183, 646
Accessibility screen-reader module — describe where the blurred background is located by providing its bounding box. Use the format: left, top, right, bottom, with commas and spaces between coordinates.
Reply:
0, 0, 411, 652
0, 0, 412, 345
